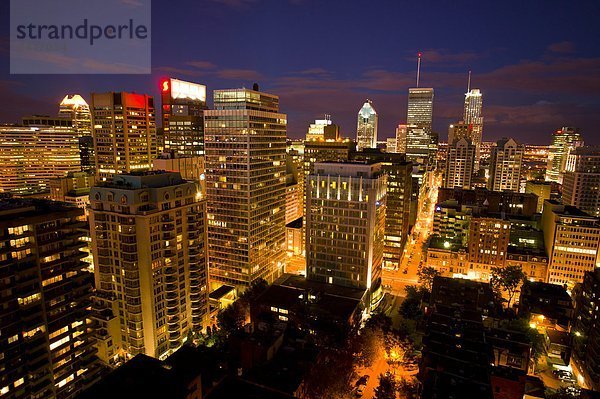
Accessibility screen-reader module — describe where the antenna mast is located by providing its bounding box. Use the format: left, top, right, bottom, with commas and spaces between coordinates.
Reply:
416, 52, 422, 87
467, 70, 472, 92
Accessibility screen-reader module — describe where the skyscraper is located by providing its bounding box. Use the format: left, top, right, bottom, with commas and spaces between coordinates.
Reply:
546, 127, 583, 184
89, 172, 209, 361
0, 199, 101, 399
350, 150, 413, 270
0, 125, 81, 194
444, 138, 476, 190
91, 92, 157, 181
59, 94, 92, 135
306, 161, 386, 293
59, 95, 95, 172
562, 146, 600, 217
160, 78, 208, 156
356, 100, 378, 151
488, 138, 524, 192
463, 88, 483, 127
406, 88, 434, 165
204, 86, 287, 288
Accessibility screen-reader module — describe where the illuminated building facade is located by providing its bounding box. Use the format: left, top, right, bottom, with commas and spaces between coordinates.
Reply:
386, 138, 397, 153
463, 88, 483, 168
542, 200, 600, 287
406, 88, 434, 165
351, 150, 413, 270
467, 217, 511, 279
59, 95, 95, 172
0, 199, 100, 399
562, 146, 600, 217
573, 269, 600, 391
306, 162, 386, 292
89, 172, 209, 361
525, 180, 551, 213
91, 92, 157, 181
356, 100, 378, 151
395, 124, 407, 153
204, 87, 286, 288
546, 127, 582, 184
285, 156, 302, 224
444, 138, 475, 190
160, 78, 208, 156
488, 138, 523, 192
522, 144, 549, 182
306, 116, 339, 141
0, 125, 81, 195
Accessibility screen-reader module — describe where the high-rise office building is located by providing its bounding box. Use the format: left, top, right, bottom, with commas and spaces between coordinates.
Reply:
59, 94, 92, 135
444, 138, 476, 190
488, 138, 524, 192
306, 115, 339, 141
573, 269, 600, 391
350, 150, 413, 270
306, 161, 386, 293
406, 88, 434, 165
89, 172, 209, 361
0, 125, 81, 194
395, 124, 408, 153
463, 89, 483, 127
91, 92, 157, 181
463, 88, 483, 169
58, 95, 95, 172
562, 146, 600, 217
542, 200, 600, 287
407, 88, 434, 128
0, 199, 101, 399
204, 86, 286, 288
546, 127, 583, 184
160, 78, 208, 156
356, 100, 378, 151
285, 155, 302, 224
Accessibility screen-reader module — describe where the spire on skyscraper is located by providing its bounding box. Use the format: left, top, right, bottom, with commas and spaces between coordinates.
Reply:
416, 52, 422, 88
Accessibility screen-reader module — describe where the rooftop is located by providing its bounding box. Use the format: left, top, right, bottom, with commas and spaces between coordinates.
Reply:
0, 198, 81, 223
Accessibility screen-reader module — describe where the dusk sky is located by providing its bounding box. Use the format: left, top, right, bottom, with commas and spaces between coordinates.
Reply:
1, 0, 600, 144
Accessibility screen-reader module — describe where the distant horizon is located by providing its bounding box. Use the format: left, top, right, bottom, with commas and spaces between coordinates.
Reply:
1, 0, 599, 145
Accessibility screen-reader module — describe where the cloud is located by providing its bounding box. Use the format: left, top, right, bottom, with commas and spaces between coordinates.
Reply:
406, 49, 482, 65
0, 80, 56, 123
547, 41, 576, 54
477, 57, 600, 95
186, 61, 217, 69
216, 68, 263, 81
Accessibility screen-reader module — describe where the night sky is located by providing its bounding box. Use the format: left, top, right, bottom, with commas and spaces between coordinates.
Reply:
1, 0, 600, 144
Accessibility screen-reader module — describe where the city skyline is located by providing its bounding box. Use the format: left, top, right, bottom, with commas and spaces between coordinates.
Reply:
1, 0, 600, 144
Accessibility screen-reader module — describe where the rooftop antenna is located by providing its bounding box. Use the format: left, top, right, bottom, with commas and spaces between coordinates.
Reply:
467, 70, 472, 92
416, 52, 422, 87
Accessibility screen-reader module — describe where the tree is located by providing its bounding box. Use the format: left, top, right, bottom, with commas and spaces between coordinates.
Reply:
398, 378, 419, 399
417, 266, 440, 292
374, 373, 397, 399
400, 285, 427, 320
490, 265, 527, 308
303, 349, 355, 399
